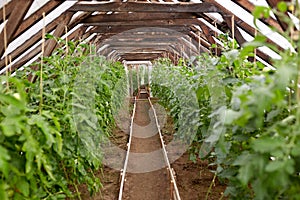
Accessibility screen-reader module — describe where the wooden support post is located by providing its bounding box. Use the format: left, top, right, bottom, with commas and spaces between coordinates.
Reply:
231, 15, 235, 49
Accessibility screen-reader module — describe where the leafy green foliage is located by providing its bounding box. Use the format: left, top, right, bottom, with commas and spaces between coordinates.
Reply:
152, 8, 300, 198
0, 38, 126, 199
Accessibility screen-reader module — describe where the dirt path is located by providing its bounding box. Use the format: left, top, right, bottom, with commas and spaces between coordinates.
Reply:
123, 98, 170, 200
78, 96, 227, 200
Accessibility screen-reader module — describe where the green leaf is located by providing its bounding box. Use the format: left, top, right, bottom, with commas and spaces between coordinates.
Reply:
45, 33, 55, 39
265, 160, 285, 172
17, 178, 30, 197
253, 6, 270, 20
238, 163, 253, 185
291, 142, 300, 156
252, 137, 284, 153
224, 109, 241, 125
0, 181, 8, 200
277, 2, 287, 12
0, 145, 10, 178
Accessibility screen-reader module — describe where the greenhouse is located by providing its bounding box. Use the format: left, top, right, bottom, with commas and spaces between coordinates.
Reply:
0, 0, 299, 199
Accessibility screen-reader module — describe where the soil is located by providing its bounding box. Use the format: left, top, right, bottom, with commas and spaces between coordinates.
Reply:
78, 95, 227, 200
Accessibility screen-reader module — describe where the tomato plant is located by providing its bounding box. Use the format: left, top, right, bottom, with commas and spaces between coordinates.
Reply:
0, 37, 126, 199
151, 2, 300, 198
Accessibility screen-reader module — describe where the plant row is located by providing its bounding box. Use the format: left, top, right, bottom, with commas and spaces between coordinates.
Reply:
0, 37, 126, 199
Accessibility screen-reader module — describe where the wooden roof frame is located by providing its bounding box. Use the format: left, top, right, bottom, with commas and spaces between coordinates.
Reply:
0, 0, 298, 74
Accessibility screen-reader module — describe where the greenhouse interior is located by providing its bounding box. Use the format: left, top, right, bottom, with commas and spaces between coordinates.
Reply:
0, 0, 299, 199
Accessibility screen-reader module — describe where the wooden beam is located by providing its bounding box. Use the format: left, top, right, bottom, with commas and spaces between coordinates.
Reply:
205, 0, 285, 52
197, 19, 222, 55
44, 13, 73, 57
101, 41, 182, 47
114, 52, 165, 61
82, 12, 197, 23
69, 2, 220, 13
265, 0, 289, 31
0, 13, 70, 70
13, 1, 63, 40
98, 32, 187, 39
223, 15, 272, 64
233, 0, 283, 32
68, 11, 93, 29
0, 0, 17, 23
68, 26, 88, 41
98, 43, 182, 55
90, 25, 192, 34
83, 18, 201, 26
6, 13, 73, 73
188, 31, 211, 53
0, 0, 33, 57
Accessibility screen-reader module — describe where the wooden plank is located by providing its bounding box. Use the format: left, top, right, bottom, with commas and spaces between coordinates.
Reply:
90, 25, 192, 34
68, 26, 88, 41
68, 11, 93, 29
205, 0, 284, 52
0, 0, 34, 57
0, 0, 17, 23
83, 18, 201, 26
188, 31, 211, 52
82, 12, 196, 23
101, 41, 182, 47
233, 0, 283, 32
223, 15, 272, 63
69, 2, 220, 13
99, 45, 187, 56
265, 0, 289, 31
113, 52, 165, 61
13, 1, 62, 39
6, 13, 73, 73
44, 13, 73, 57
197, 19, 222, 55
0, 14, 68, 70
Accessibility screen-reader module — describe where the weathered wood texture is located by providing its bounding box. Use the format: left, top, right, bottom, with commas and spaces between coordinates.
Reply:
0, 0, 33, 57
69, 2, 220, 13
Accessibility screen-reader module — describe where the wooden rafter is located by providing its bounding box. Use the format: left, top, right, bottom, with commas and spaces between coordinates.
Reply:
223, 15, 272, 63
13, 1, 63, 40
69, 2, 220, 13
82, 12, 197, 24
44, 13, 73, 57
0, 13, 71, 70
197, 20, 222, 55
83, 18, 202, 26
265, 0, 289, 31
90, 25, 192, 34
233, 0, 283, 32
0, 0, 17, 23
98, 43, 183, 55
0, 0, 34, 57
68, 11, 93, 29
68, 26, 88, 42
112, 52, 165, 61
188, 31, 211, 53
204, 0, 285, 52
8, 13, 74, 73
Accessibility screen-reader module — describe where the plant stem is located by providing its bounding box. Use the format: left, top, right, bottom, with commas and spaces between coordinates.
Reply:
205, 172, 217, 200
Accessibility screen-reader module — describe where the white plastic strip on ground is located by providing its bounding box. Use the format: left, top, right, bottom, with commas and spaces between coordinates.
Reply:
118, 96, 137, 200
148, 97, 181, 200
